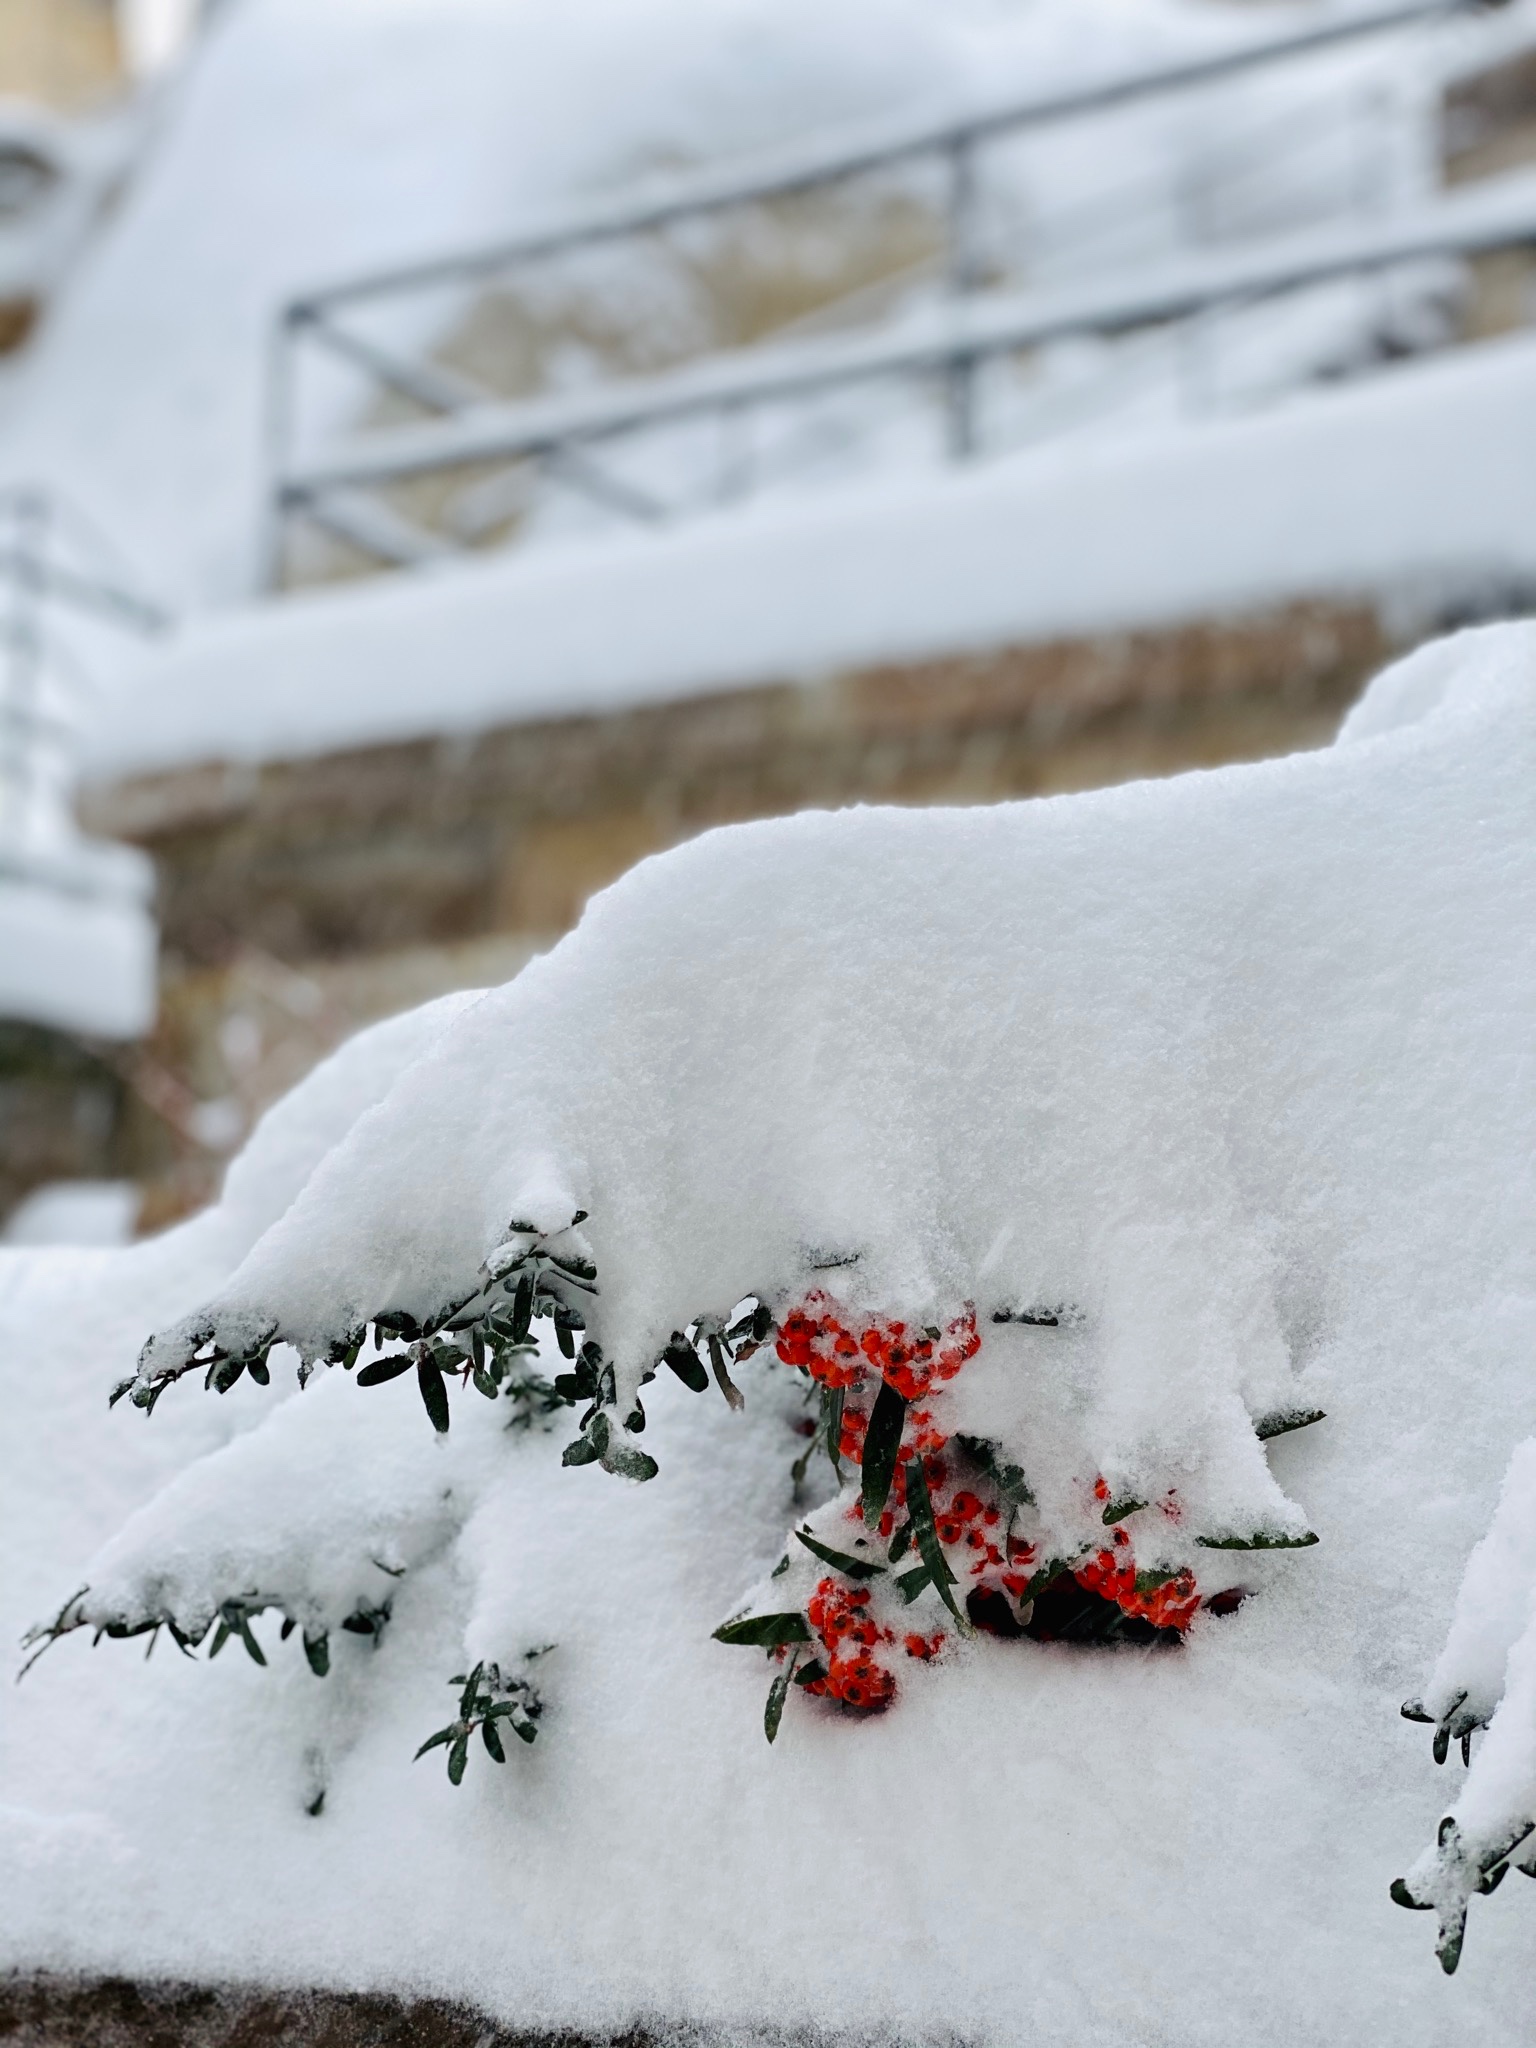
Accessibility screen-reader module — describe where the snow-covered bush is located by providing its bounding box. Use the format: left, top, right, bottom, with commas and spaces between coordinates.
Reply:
9, 622, 1536, 2033
1394, 1440, 1536, 1972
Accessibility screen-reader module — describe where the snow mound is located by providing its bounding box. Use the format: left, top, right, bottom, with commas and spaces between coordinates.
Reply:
4, 624, 1535, 2042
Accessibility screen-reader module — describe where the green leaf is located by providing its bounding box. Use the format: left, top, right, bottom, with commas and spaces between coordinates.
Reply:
663, 1338, 709, 1394
303, 1631, 330, 1678
764, 1646, 801, 1744
888, 1520, 913, 1564
1101, 1497, 1146, 1526
562, 1435, 600, 1466
234, 1612, 267, 1666
860, 1381, 907, 1529
447, 1733, 469, 1786
794, 1528, 886, 1580
1195, 1530, 1319, 1551
374, 1312, 421, 1341
356, 1353, 414, 1387
482, 1717, 506, 1764
954, 1435, 1035, 1506
793, 1658, 828, 1688
208, 1620, 231, 1659
414, 1726, 454, 1760
1254, 1408, 1327, 1440
1390, 1877, 1431, 1911
246, 1356, 271, 1387
896, 1564, 932, 1604
605, 1442, 659, 1483
212, 1356, 246, 1395
824, 1384, 844, 1482
417, 1358, 451, 1434
511, 1273, 535, 1343
589, 1411, 612, 1457
903, 1457, 970, 1631
713, 1612, 812, 1648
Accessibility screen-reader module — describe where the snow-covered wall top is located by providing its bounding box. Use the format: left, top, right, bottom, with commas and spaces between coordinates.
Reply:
4, 621, 1534, 2039
82, 327, 1536, 781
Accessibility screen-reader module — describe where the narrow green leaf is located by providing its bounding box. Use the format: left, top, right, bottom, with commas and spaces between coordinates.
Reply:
414, 1726, 454, 1759
955, 1434, 1035, 1506
860, 1381, 907, 1529
1102, 1497, 1146, 1526
303, 1631, 330, 1678
356, 1353, 414, 1387
1254, 1408, 1327, 1440
417, 1358, 451, 1434
904, 1456, 970, 1630
794, 1528, 886, 1580
235, 1612, 267, 1666
713, 1612, 812, 1648
793, 1658, 828, 1688
1195, 1530, 1319, 1551
447, 1734, 469, 1786
896, 1563, 933, 1604
824, 1384, 844, 1481
482, 1717, 506, 1763
764, 1646, 801, 1744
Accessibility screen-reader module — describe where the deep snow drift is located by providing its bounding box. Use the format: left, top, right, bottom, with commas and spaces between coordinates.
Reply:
3, 623, 1535, 2043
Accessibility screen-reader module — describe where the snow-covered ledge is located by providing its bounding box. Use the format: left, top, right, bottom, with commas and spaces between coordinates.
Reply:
0, 838, 156, 1041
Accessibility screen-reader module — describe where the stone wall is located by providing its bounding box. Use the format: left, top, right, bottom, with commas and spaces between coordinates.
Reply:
67, 597, 1400, 1226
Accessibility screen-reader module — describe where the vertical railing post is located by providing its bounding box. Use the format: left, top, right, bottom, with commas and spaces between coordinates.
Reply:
0, 488, 48, 849
259, 302, 302, 592
945, 131, 981, 459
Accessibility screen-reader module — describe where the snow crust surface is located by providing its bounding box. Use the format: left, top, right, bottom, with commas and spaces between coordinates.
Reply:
4, 625, 1535, 2040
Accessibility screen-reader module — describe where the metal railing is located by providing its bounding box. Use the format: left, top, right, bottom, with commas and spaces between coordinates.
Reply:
0, 486, 169, 862
269, 0, 1496, 576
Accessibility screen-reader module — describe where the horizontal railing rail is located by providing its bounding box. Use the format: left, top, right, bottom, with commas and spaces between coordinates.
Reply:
270, 0, 1502, 575
282, 165, 1536, 502
291, 0, 1483, 317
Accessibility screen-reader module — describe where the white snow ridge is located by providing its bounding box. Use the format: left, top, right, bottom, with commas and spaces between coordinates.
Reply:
2, 622, 1534, 2042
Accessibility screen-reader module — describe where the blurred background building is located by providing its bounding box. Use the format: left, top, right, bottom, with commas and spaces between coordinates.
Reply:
2, 0, 1535, 1237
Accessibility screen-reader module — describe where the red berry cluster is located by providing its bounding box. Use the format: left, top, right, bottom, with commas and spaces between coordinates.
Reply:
771, 1295, 1207, 1719
776, 1296, 979, 1400
1074, 1534, 1201, 1632
801, 1578, 898, 1710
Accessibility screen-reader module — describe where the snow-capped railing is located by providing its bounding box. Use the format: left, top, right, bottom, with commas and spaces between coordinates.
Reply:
0, 486, 166, 1040
268, 0, 1488, 575
280, 163, 1536, 558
